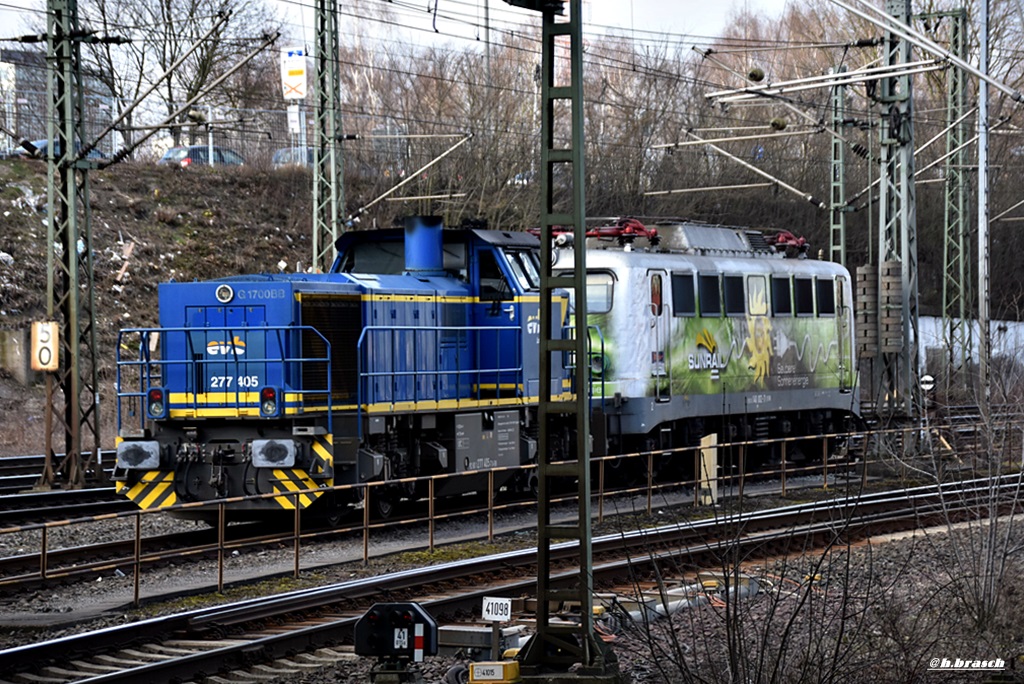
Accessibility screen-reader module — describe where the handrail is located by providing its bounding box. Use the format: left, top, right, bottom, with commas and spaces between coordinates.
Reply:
587, 324, 606, 413
354, 323, 524, 439
115, 325, 333, 434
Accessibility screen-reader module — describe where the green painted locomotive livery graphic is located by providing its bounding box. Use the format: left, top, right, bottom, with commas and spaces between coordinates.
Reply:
581, 258, 854, 403
659, 315, 847, 397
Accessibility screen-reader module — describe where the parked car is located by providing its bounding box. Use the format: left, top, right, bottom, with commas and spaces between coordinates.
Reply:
271, 146, 313, 169
507, 170, 534, 186
158, 145, 245, 168
9, 139, 107, 160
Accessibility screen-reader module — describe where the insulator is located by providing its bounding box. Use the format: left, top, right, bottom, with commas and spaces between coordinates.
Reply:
770, 118, 787, 131
748, 67, 765, 82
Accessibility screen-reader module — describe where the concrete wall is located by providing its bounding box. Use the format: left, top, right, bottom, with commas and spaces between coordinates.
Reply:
0, 328, 38, 385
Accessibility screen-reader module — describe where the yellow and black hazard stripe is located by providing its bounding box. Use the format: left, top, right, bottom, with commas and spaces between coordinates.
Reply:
309, 434, 334, 477
270, 469, 324, 509
271, 434, 334, 509
117, 471, 178, 509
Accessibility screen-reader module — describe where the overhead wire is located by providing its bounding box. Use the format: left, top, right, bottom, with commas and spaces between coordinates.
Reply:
2, 0, 996, 170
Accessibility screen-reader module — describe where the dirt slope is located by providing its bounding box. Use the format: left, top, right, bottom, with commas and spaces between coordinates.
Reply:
0, 160, 314, 455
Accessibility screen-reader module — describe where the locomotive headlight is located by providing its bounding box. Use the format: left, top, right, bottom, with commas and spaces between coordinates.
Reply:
146, 387, 167, 419
259, 386, 279, 416
215, 284, 234, 303
251, 438, 295, 467
116, 440, 161, 469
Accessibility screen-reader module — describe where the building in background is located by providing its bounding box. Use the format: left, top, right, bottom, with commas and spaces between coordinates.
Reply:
0, 48, 47, 147
0, 47, 118, 154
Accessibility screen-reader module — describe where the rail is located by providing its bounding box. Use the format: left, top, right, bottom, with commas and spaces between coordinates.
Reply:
8, 418, 1023, 605
3, 471, 1023, 680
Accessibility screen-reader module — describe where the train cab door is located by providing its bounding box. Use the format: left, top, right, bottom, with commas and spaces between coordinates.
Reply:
648, 270, 671, 402
473, 247, 520, 398
836, 275, 852, 392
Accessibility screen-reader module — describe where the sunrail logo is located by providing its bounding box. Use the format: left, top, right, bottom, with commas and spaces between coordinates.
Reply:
689, 329, 723, 381
207, 335, 247, 356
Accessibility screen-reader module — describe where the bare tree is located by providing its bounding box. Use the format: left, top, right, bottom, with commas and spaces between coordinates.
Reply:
53, 0, 284, 149
76, 0, 147, 150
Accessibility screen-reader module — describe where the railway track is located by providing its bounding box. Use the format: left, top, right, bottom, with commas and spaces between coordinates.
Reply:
0, 453, 115, 496
0, 413, 1008, 526
1, 474, 1019, 683
0, 483, 556, 596
0, 468, 852, 597
0, 520, 287, 593
0, 488, 129, 526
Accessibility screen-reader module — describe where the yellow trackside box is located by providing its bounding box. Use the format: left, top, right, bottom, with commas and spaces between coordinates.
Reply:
469, 661, 520, 683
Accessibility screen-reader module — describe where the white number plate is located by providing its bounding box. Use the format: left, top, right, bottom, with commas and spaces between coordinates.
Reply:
481, 596, 512, 622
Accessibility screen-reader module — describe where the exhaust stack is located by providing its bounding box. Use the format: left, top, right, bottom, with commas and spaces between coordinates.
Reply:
403, 215, 445, 276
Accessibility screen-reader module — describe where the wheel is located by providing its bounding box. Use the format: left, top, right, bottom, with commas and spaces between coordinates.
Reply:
373, 494, 395, 520
320, 503, 348, 528
444, 664, 469, 684
526, 473, 539, 499
364, 485, 395, 520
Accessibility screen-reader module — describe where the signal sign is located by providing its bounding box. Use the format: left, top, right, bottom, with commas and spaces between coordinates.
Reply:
354, 602, 438, 661
31, 321, 58, 371
280, 46, 307, 100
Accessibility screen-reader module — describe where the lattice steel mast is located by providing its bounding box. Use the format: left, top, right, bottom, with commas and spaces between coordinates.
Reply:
312, 0, 343, 271
829, 67, 848, 266
874, 0, 920, 417
931, 9, 972, 397
38, 0, 102, 488
504, 0, 616, 678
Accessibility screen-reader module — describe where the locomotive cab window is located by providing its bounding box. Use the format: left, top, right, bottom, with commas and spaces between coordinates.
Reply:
724, 275, 745, 316
503, 249, 541, 291
671, 272, 696, 316
553, 270, 615, 314
444, 242, 468, 280
794, 276, 814, 316
699, 274, 721, 317
650, 274, 663, 316
816, 278, 836, 316
479, 250, 513, 301
336, 241, 404, 274
772, 276, 792, 316
585, 271, 615, 314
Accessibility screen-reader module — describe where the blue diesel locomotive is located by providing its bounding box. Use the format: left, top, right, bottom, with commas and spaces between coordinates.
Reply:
114, 217, 568, 518
113, 217, 858, 518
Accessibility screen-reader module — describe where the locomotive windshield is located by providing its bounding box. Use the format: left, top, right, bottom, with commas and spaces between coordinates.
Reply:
502, 249, 541, 290
552, 269, 614, 314
335, 239, 468, 276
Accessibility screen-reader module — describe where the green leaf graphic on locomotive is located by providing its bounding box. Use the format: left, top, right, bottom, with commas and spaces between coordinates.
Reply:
669, 317, 774, 395
586, 313, 615, 397
668, 319, 734, 395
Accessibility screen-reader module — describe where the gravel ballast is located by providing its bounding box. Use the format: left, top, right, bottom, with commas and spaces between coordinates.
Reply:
2, 484, 1022, 683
